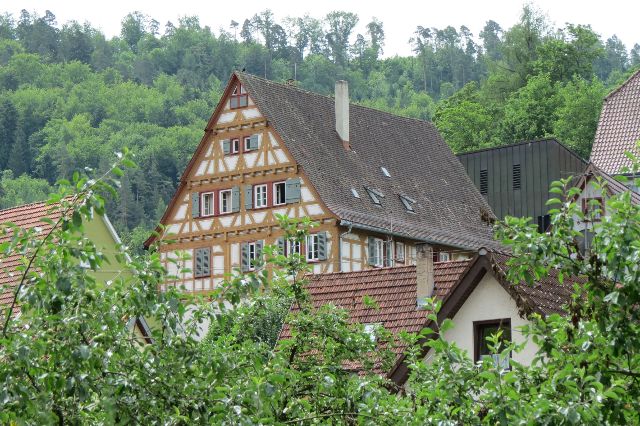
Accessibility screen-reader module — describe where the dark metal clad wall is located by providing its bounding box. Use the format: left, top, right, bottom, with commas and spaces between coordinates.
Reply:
457, 140, 587, 221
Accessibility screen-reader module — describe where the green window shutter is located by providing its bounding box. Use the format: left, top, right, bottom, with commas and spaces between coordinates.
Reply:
231, 186, 240, 212
222, 139, 231, 155
285, 177, 301, 204
384, 241, 393, 267
249, 134, 259, 150
194, 248, 202, 276
255, 240, 264, 269
244, 185, 253, 210
202, 247, 211, 276
276, 237, 285, 254
241, 243, 250, 272
317, 231, 327, 261
367, 236, 376, 266
192, 192, 200, 218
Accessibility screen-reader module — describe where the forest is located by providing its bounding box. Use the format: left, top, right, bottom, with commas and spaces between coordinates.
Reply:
0, 6, 639, 249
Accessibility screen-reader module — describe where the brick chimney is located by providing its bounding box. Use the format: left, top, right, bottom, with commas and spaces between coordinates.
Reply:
416, 243, 434, 309
335, 80, 350, 150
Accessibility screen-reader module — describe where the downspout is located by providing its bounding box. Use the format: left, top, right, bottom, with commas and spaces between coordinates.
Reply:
338, 222, 354, 272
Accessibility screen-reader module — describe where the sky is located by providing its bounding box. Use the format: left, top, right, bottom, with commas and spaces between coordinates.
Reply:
6, 0, 640, 57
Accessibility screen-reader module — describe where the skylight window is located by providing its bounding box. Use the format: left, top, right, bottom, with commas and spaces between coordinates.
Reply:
351, 188, 360, 198
365, 187, 384, 205
399, 195, 416, 212
381, 166, 391, 177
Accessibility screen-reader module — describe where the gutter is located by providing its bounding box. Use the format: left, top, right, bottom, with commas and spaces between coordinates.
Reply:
338, 220, 472, 251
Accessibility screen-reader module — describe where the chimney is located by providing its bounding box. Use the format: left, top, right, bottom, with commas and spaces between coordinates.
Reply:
416, 243, 434, 309
335, 80, 350, 149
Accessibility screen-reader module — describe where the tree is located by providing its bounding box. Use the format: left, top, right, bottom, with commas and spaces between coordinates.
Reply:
553, 77, 605, 158
499, 73, 559, 143
324, 11, 358, 66
0, 98, 18, 170
480, 20, 503, 61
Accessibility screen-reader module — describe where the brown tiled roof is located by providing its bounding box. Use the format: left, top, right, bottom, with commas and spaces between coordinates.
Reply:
0, 201, 63, 311
236, 72, 498, 250
279, 260, 471, 359
591, 68, 640, 175
489, 252, 580, 316
575, 163, 640, 205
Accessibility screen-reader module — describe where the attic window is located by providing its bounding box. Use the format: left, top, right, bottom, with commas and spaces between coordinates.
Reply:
512, 164, 521, 190
230, 83, 248, 109
381, 166, 391, 177
399, 195, 416, 212
365, 187, 384, 205
480, 169, 488, 195
351, 188, 360, 198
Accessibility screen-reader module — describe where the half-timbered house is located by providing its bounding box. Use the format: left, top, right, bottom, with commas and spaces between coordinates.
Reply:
146, 72, 498, 293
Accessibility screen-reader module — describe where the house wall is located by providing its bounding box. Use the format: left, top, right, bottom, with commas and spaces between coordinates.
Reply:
84, 216, 129, 283
574, 180, 605, 233
435, 272, 538, 366
156, 79, 473, 294
458, 140, 586, 222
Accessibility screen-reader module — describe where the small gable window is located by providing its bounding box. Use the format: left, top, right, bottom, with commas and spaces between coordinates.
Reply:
474, 319, 511, 369
582, 197, 604, 221
274, 182, 286, 206
399, 195, 416, 212
201, 192, 215, 217
230, 83, 248, 109
219, 189, 233, 214
365, 187, 384, 205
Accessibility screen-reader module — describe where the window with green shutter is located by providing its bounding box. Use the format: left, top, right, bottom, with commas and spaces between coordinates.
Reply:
244, 185, 253, 210
194, 247, 211, 277
285, 178, 301, 204
192, 192, 200, 218
241, 241, 263, 272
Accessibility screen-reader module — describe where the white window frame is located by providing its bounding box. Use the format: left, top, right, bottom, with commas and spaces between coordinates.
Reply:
438, 252, 451, 262
231, 138, 240, 154
306, 234, 320, 262
273, 181, 286, 206
396, 242, 405, 263
287, 239, 301, 256
201, 192, 215, 217
219, 189, 232, 214
254, 184, 268, 208
247, 242, 257, 271
244, 135, 256, 152
373, 238, 384, 267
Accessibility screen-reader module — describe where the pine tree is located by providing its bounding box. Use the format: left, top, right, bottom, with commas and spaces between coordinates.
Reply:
0, 99, 18, 171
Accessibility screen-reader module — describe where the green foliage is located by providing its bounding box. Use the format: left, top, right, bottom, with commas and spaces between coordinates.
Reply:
0, 6, 637, 246
1, 152, 640, 423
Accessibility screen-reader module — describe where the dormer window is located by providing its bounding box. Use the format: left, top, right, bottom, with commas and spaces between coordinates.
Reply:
399, 195, 416, 212
365, 187, 384, 205
381, 166, 391, 177
351, 188, 360, 198
230, 83, 248, 109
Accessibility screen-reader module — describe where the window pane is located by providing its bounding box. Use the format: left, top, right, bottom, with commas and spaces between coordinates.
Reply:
274, 182, 286, 205
239, 95, 248, 107
255, 185, 267, 208
230, 97, 238, 109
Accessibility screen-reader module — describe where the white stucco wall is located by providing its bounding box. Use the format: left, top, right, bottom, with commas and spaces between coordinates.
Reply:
435, 272, 538, 366
574, 181, 605, 233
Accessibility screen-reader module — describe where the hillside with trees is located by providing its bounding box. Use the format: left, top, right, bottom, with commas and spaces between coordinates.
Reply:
0, 6, 639, 248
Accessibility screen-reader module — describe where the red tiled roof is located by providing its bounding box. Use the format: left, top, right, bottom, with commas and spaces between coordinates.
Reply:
279, 260, 471, 360
591, 68, 640, 175
0, 201, 63, 311
489, 252, 581, 316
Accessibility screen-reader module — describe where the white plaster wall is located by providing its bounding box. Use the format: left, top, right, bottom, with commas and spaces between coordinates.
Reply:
574, 181, 605, 232
437, 273, 538, 366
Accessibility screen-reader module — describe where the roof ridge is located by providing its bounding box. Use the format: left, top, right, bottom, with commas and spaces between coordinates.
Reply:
457, 138, 565, 156
603, 66, 640, 101
236, 71, 438, 127
0, 199, 51, 214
